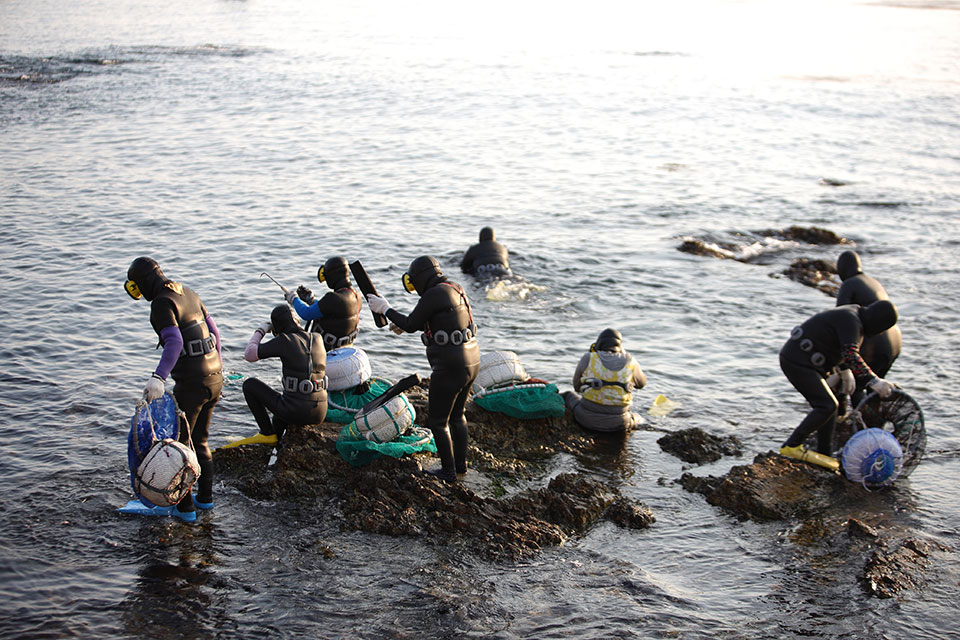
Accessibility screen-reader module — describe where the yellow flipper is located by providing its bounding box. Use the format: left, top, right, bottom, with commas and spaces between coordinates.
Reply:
648, 394, 681, 417
779, 445, 839, 472
220, 432, 278, 449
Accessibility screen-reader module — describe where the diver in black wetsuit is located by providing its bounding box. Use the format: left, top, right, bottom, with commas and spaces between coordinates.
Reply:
365, 256, 480, 483
236, 304, 328, 446
779, 300, 898, 462
460, 227, 511, 278
836, 251, 901, 401
286, 256, 362, 350
125, 257, 223, 521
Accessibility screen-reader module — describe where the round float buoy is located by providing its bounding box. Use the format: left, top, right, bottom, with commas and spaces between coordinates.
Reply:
841, 428, 904, 488
135, 438, 201, 506
325, 346, 372, 391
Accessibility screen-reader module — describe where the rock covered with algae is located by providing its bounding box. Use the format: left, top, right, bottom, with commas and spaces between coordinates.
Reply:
214, 379, 654, 560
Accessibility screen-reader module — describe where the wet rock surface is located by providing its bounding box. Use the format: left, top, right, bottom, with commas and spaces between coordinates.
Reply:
677, 225, 847, 295
214, 381, 653, 560
679, 452, 952, 598
657, 427, 743, 464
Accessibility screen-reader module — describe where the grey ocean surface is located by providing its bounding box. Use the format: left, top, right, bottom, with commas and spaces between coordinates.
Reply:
1, 0, 959, 637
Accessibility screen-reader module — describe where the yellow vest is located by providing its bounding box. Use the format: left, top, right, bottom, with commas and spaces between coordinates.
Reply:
580, 351, 638, 407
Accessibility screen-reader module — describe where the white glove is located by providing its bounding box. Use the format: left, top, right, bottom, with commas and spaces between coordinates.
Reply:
143, 374, 165, 402
284, 289, 297, 305
839, 369, 855, 395
868, 377, 895, 399
258, 321, 273, 335
389, 322, 404, 335
366, 294, 391, 315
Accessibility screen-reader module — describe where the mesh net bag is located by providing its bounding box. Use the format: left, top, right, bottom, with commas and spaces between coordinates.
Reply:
473, 381, 566, 419
326, 377, 393, 424
336, 424, 435, 467
833, 389, 926, 477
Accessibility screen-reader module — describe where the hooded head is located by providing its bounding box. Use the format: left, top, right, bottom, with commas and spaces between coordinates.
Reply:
859, 300, 897, 337
317, 256, 350, 290
591, 328, 623, 352
271, 304, 301, 334
837, 250, 863, 281
125, 256, 168, 301
479, 227, 496, 242
403, 255, 443, 295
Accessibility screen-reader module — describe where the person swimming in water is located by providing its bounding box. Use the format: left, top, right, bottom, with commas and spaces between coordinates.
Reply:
286, 256, 362, 351
124, 257, 223, 522
835, 250, 901, 404
779, 300, 898, 467
562, 328, 647, 433
365, 256, 480, 483
460, 227, 511, 279
232, 304, 328, 447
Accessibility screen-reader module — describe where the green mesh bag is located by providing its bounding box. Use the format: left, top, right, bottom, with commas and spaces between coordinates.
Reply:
326, 377, 394, 424
336, 423, 436, 467
473, 382, 565, 419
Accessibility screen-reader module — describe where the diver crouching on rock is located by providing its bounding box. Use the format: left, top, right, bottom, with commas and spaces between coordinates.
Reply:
231, 304, 328, 448
562, 328, 647, 433
366, 256, 480, 483
779, 300, 898, 469
286, 256, 362, 351
125, 257, 223, 521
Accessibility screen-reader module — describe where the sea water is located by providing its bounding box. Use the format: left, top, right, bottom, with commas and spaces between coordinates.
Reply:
1, 0, 959, 637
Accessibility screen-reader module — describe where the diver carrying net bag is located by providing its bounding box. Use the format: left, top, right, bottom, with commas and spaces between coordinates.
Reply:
128, 392, 200, 507
832, 388, 926, 479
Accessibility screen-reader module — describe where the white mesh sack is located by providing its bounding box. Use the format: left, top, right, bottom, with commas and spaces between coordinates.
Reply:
474, 350, 528, 392
325, 346, 372, 391
135, 438, 201, 506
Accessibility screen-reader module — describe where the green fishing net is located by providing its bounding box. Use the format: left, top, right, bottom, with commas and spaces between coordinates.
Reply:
336, 423, 436, 467
473, 382, 566, 419
326, 377, 394, 424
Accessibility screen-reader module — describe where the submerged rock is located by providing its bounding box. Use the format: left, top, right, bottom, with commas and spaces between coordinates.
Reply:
679, 452, 952, 598
781, 257, 839, 296
657, 427, 743, 464
214, 381, 653, 560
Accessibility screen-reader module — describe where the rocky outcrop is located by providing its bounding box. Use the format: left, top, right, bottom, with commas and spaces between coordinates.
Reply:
657, 427, 743, 464
214, 381, 653, 560
679, 453, 952, 598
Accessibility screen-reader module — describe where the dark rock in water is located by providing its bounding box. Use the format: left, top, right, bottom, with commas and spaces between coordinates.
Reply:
679, 452, 842, 522
763, 225, 847, 245
657, 427, 743, 464
214, 380, 653, 560
677, 239, 732, 260
781, 257, 839, 297
679, 452, 953, 598
861, 537, 950, 599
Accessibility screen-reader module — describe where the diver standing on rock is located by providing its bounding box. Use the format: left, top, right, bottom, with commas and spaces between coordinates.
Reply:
460, 226, 511, 278
779, 300, 898, 467
835, 250, 901, 402
286, 256, 362, 350
562, 328, 647, 433
232, 304, 328, 447
365, 256, 480, 483
124, 257, 223, 521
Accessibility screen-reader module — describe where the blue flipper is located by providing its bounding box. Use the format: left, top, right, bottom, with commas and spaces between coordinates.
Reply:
117, 500, 175, 516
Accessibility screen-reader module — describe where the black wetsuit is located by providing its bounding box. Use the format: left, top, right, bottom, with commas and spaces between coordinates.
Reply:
461, 230, 510, 277
150, 285, 223, 511
294, 279, 362, 350
836, 253, 901, 381
387, 279, 480, 475
243, 327, 327, 440
780, 305, 881, 453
